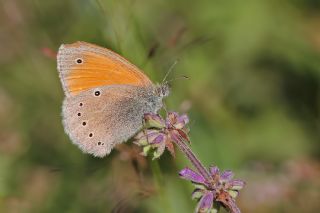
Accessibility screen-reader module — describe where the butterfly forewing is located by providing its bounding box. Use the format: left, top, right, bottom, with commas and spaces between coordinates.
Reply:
57, 41, 152, 96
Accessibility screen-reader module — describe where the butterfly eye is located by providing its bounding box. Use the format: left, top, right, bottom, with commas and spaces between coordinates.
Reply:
76, 58, 83, 64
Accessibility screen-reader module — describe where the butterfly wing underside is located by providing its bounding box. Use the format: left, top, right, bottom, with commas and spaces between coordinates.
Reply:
57, 41, 152, 96
62, 85, 160, 157
57, 41, 162, 157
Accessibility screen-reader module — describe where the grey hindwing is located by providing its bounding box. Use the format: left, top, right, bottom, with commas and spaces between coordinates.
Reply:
62, 85, 163, 157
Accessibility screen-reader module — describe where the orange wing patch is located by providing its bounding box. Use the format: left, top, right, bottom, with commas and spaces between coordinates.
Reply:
57, 42, 152, 96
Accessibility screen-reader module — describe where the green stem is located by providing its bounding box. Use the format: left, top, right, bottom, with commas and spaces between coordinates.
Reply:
149, 159, 173, 213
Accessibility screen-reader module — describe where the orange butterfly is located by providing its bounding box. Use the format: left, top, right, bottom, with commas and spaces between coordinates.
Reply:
57, 42, 169, 157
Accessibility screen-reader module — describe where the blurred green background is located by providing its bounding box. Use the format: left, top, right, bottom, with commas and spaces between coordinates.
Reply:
1, 0, 320, 212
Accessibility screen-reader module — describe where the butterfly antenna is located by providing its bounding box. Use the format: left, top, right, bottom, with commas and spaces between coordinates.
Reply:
162, 59, 179, 83
166, 75, 189, 83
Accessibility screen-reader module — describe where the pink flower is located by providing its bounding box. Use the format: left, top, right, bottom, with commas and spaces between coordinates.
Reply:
134, 112, 246, 213
179, 166, 245, 213
134, 112, 189, 159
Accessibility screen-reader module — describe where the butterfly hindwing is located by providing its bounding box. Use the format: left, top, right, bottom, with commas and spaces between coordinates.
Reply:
62, 85, 162, 157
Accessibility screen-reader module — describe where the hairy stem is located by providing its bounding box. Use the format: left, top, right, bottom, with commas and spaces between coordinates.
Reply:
173, 136, 212, 181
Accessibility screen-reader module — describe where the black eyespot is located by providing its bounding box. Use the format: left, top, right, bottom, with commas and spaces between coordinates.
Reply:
76, 58, 83, 64
82, 122, 86, 126
77, 113, 81, 116
79, 103, 83, 106
94, 91, 100, 96
89, 133, 93, 137
98, 142, 101, 145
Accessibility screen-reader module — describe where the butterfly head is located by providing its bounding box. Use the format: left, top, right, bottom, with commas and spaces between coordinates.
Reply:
155, 82, 170, 98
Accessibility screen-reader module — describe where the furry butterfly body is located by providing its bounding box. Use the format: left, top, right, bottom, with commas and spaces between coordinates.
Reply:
57, 42, 168, 157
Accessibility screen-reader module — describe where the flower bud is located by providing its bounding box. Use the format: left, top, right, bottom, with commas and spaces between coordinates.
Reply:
144, 113, 165, 129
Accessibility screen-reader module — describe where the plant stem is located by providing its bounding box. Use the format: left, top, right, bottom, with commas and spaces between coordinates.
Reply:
173, 137, 212, 181
150, 160, 173, 213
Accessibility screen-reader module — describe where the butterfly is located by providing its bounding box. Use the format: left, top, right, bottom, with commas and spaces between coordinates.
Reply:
57, 41, 169, 157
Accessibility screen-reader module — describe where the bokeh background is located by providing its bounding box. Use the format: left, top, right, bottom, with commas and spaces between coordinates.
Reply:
1, 0, 320, 212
